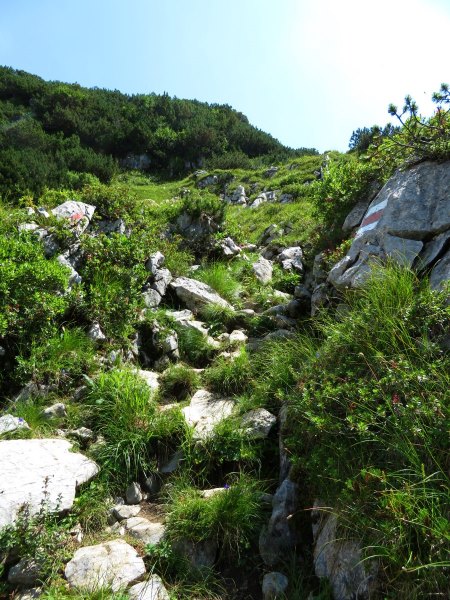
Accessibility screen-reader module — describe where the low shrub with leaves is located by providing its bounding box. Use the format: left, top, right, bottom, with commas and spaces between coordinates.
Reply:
16, 327, 96, 388
0, 233, 71, 342
0, 498, 75, 589
255, 265, 450, 597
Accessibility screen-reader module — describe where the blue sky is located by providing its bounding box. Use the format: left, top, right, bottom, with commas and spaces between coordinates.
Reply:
1, 0, 450, 152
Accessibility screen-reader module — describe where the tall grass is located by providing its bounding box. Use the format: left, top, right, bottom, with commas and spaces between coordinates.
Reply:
84, 370, 185, 486
251, 265, 450, 596
195, 262, 241, 304
165, 473, 267, 558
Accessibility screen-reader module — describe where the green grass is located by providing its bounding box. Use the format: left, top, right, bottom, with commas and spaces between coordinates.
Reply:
159, 363, 200, 401
251, 264, 450, 597
84, 369, 185, 487
165, 473, 267, 558
203, 348, 252, 396
195, 262, 242, 305
176, 326, 216, 367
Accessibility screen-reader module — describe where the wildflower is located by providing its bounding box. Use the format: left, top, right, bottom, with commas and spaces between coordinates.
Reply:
224, 484, 230, 490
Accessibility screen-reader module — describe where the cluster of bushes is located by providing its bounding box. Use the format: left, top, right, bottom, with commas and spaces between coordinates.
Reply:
0, 66, 319, 200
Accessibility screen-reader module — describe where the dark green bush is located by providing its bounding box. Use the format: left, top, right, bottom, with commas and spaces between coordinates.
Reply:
0, 234, 71, 342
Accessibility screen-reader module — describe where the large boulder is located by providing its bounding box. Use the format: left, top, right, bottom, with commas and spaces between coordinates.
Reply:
0, 439, 98, 528
170, 277, 232, 314
65, 539, 145, 591
329, 161, 450, 289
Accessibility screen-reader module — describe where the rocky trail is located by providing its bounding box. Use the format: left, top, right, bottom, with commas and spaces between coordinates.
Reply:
1, 159, 449, 599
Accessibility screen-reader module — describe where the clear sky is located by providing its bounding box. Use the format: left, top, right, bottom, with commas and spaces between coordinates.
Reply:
1, 0, 450, 152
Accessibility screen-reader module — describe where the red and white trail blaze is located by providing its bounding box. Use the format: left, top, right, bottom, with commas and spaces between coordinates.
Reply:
355, 199, 387, 238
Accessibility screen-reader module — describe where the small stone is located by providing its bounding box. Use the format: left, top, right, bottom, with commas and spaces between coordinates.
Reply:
87, 322, 106, 342
125, 517, 166, 545
200, 487, 226, 499
262, 572, 289, 599
64, 539, 145, 592
8, 559, 41, 586
67, 427, 95, 443
142, 288, 162, 308
113, 504, 142, 520
145, 251, 165, 275
0, 415, 30, 436
128, 576, 170, 600
240, 408, 276, 439
229, 330, 248, 345
41, 403, 67, 419
253, 256, 273, 284
126, 482, 144, 505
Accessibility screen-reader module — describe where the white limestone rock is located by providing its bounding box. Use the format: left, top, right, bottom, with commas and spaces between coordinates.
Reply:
182, 389, 234, 440
170, 277, 232, 315
124, 517, 166, 545
252, 256, 273, 284
0, 439, 98, 528
65, 539, 145, 592
0, 415, 30, 436
128, 577, 170, 600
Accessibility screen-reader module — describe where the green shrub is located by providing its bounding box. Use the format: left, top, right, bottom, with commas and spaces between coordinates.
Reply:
180, 189, 224, 222
0, 499, 75, 586
310, 155, 378, 241
16, 328, 96, 388
275, 265, 450, 596
80, 181, 140, 221
0, 234, 71, 342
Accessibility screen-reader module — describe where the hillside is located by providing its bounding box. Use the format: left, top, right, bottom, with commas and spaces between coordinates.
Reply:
0, 80, 449, 600
0, 67, 317, 201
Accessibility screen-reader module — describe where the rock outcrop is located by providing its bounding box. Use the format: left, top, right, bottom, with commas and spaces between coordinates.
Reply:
328, 161, 450, 290
0, 439, 98, 528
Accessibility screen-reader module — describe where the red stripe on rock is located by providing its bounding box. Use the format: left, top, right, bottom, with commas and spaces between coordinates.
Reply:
360, 208, 384, 228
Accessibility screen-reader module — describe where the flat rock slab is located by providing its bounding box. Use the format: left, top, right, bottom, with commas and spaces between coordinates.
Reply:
65, 539, 145, 592
0, 439, 98, 528
182, 389, 234, 440
128, 577, 170, 600
125, 517, 166, 545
